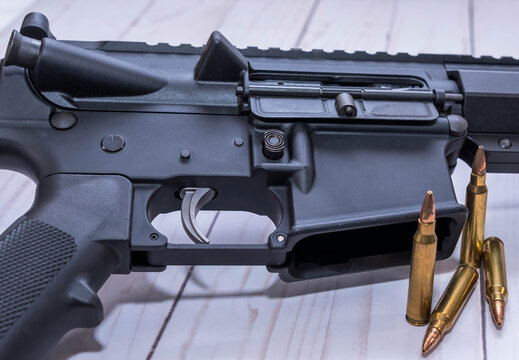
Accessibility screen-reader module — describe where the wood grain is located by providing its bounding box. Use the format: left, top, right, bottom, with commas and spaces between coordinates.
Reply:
473, 0, 519, 57
298, 0, 395, 52
386, 0, 471, 54
217, 0, 316, 49
118, 0, 237, 46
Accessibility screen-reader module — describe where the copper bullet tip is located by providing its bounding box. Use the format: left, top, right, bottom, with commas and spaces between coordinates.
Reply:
472, 146, 486, 176
422, 327, 442, 355
420, 191, 436, 224
490, 300, 505, 329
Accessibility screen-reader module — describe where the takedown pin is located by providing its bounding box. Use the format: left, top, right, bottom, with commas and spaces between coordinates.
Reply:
179, 187, 216, 244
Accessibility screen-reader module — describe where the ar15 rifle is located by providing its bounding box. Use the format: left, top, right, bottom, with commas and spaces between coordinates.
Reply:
1, 12, 519, 359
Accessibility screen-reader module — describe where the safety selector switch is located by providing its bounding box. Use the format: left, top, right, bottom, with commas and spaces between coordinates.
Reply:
179, 187, 216, 244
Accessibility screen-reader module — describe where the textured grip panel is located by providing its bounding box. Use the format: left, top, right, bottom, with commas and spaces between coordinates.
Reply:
0, 219, 76, 339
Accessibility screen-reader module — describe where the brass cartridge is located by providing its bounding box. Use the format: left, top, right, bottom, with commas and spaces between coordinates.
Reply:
483, 236, 508, 328
422, 264, 479, 354
406, 191, 437, 326
460, 146, 487, 267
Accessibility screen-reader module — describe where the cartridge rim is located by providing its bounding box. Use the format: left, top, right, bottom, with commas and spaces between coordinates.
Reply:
405, 315, 428, 327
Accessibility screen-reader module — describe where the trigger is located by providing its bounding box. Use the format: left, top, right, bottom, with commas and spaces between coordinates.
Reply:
179, 187, 216, 244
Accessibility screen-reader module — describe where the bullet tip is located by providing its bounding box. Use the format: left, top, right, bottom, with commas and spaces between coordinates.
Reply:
420, 191, 435, 224
472, 146, 486, 176
422, 327, 442, 355
490, 300, 505, 329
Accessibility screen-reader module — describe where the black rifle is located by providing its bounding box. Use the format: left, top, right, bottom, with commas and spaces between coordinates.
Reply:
1, 12, 518, 359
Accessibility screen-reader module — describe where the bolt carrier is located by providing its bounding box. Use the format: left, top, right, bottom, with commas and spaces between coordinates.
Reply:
406, 191, 437, 326
460, 146, 488, 267
482, 237, 508, 328
422, 264, 479, 354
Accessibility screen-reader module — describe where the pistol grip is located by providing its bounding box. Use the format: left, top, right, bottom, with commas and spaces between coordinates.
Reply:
0, 174, 132, 359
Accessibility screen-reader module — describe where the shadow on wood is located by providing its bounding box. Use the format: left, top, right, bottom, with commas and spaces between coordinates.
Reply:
179, 254, 460, 301
46, 272, 179, 360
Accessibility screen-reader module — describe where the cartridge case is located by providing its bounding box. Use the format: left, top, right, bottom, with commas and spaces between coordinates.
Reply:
460, 173, 487, 267
429, 264, 479, 335
406, 219, 437, 326
482, 237, 508, 304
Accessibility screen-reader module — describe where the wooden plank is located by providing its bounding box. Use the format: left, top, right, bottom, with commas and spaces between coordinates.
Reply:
297, 0, 395, 52
386, 0, 471, 54
472, 1, 519, 359
216, 0, 316, 49
120, 0, 315, 48
298, 0, 471, 55
119, 0, 238, 46
49, 0, 159, 41
0, 0, 176, 53
473, 0, 519, 57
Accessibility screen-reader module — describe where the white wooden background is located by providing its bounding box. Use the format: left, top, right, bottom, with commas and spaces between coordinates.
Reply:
0, 1, 518, 359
